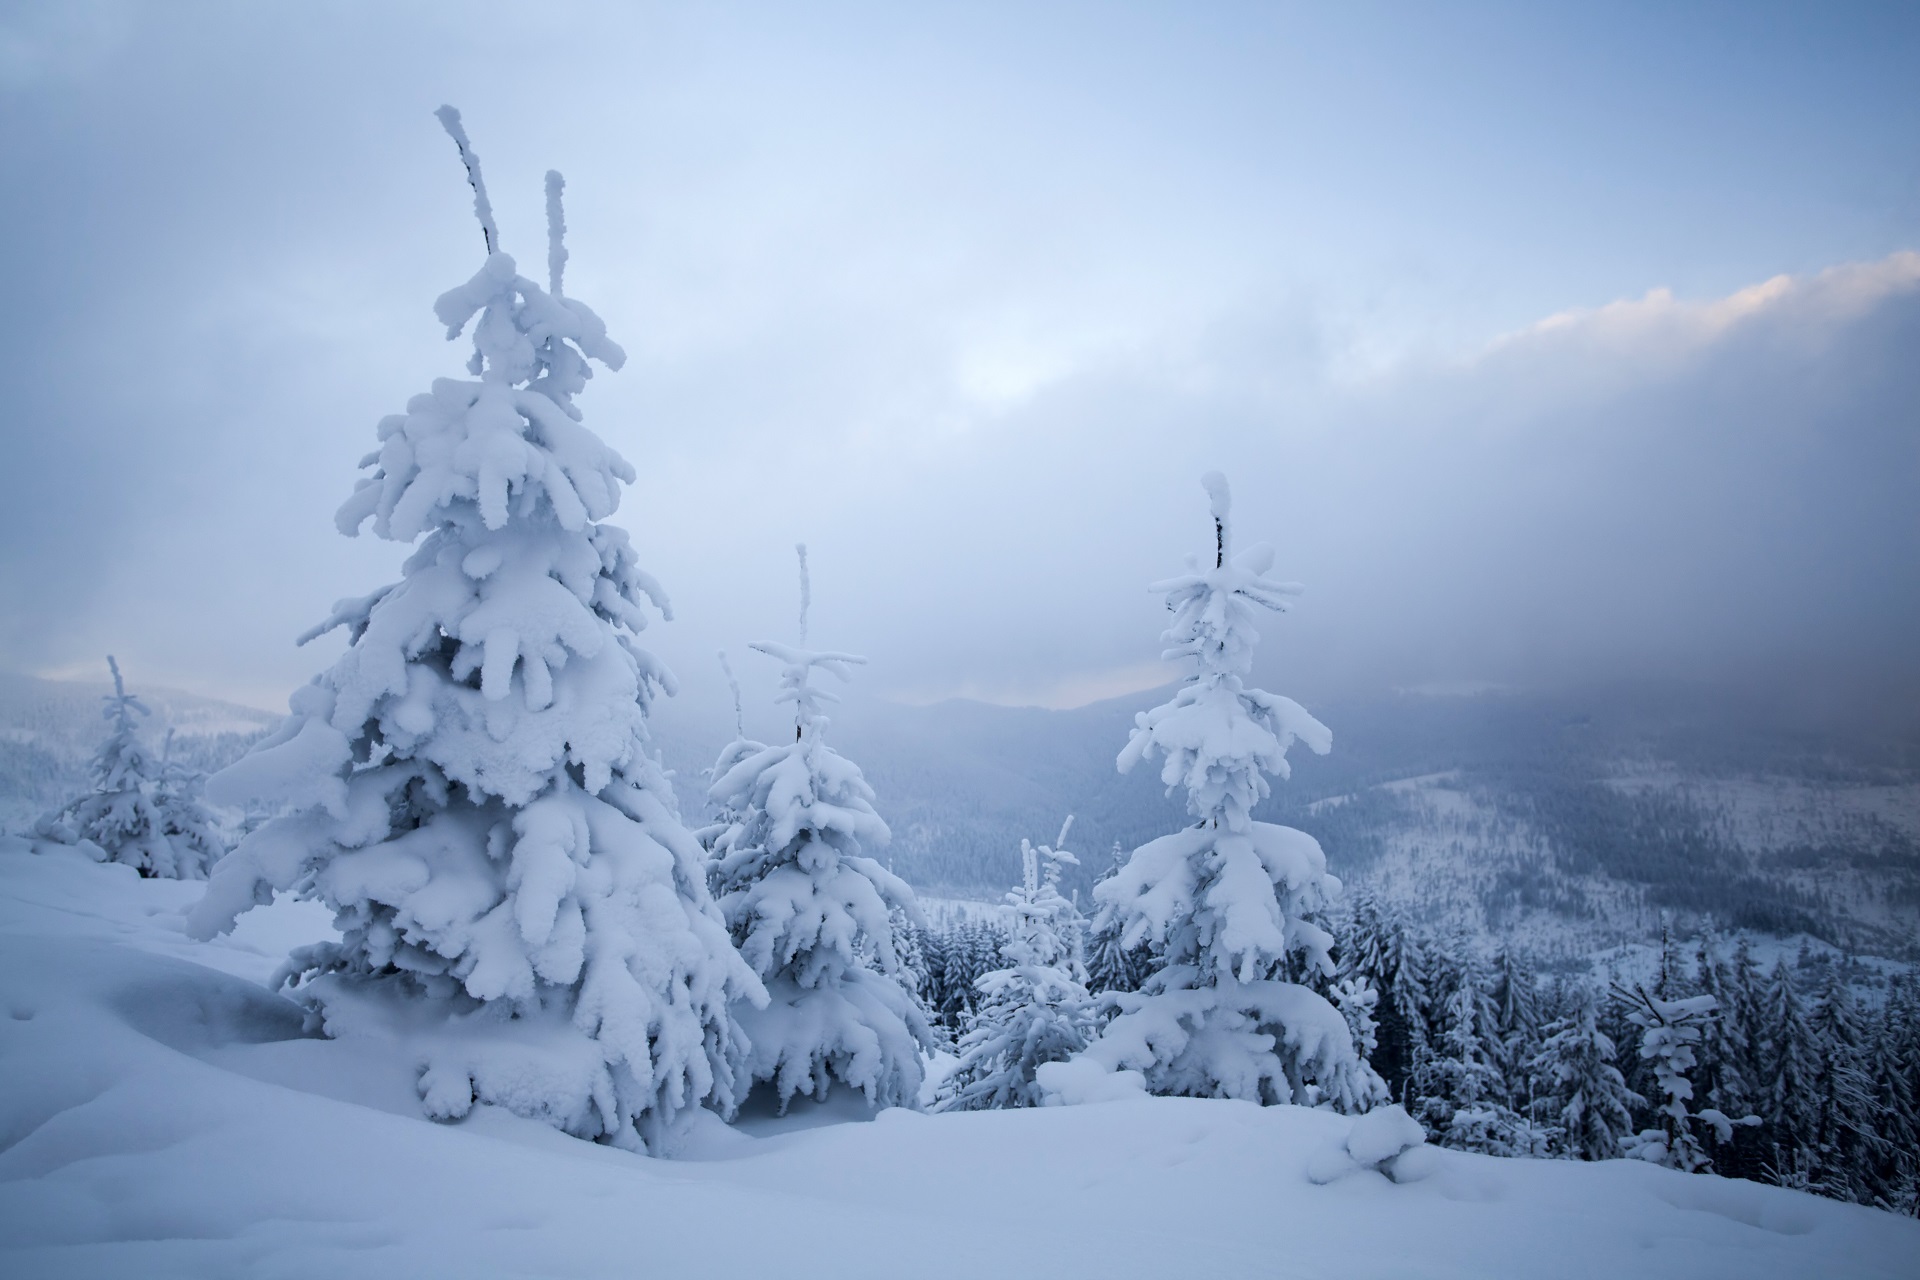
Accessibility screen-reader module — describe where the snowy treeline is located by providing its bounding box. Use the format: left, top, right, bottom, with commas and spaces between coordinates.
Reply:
1323, 897, 1920, 1214
912, 917, 1014, 1036
901, 893, 1919, 1214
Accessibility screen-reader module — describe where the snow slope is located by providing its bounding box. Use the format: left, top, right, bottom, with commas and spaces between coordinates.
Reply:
1, 839, 1914, 1279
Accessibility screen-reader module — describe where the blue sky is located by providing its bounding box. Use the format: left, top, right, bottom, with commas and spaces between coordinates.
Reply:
1, 1, 1915, 713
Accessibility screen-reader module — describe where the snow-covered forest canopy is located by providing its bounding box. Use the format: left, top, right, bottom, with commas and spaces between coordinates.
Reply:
3, 3, 1919, 1272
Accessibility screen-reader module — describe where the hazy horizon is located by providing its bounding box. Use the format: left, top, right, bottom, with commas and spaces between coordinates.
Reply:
3, 2, 1916, 722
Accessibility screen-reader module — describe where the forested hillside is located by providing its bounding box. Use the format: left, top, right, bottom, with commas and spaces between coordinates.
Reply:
0, 673, 275, 831
657, 680, 1920, 962
7, 671, 1917, 962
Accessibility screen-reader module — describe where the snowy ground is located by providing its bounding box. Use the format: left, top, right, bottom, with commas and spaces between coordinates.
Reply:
1, 839, 1914, 1279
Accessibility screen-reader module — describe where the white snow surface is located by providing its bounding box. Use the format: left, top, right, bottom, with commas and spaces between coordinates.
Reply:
2, 839, 1914, 1279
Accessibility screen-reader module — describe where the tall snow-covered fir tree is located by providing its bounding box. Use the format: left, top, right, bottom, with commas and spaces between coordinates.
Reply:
33, 657, 226, 879
1418, 955, 1544, 1155
1761, 958, 1820, 1177
1692, 935, 1766, 1179
1336, 893, 1432, 1105
188, 110, 763, 1152
705, 545, 934, 1110
1530, 983, 1638, 1161
1490, 948, 1542, 1093
1805, 965, 1877, 1203
940, 819, 1096, 1111
1077, 473, 1383, 1111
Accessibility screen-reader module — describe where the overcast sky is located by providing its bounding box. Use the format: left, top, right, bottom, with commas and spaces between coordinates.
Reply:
2, 0, 1916, 719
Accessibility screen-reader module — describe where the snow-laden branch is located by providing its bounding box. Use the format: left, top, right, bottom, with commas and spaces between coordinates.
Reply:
434, 105, 498, 254
545, 169, 568, 298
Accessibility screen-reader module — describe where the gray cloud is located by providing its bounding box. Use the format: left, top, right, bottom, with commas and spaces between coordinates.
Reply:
1, 2, 1915, 723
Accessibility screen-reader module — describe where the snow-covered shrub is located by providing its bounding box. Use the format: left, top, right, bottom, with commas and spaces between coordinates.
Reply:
704, 546, 933, 1110
33, 657, 226, 879
1617, 983, 1758, 1173
188, 110, 762, 1152
1332, 977, 1381, 1064
940, 819, 1097, 1111
1076, 474, 1384, 1112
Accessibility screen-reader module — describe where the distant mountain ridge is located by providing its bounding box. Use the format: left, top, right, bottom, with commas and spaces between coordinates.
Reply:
7, 669, 1915, 962
656, 678, 1920, 962
0, 671, 278, 831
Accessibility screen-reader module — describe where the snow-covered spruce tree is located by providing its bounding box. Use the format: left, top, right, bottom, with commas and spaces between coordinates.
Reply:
1490, 948, 1542, 1098
1530, 984, 1638, 1161
940, 819, 1096, 1111
1085, 841, 1150, 997
705, 545, 933, 1110
1724, 940, 1770, 1105
924, 918, 1012, 1036
1693, 934, 1766, 1180
1761, 958, 1820, 1181
1616, 983, 1758, 1173
1336, 893, 1431, 1105
1871, 980, 1920, 1215
1077, 474, 1383, 1110
33, 657, 225, 879
1418, 954, 1544, 1155
188, 111, 762, 1152
1331, 976, 1382, 1068
1805, 965, 1878, 1204
152, 730, 230, 871
893, 906, 931, 1002
695, 650, 766, 850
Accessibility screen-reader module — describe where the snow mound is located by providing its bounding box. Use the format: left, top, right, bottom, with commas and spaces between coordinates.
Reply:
1035, 1055, 1147, 1105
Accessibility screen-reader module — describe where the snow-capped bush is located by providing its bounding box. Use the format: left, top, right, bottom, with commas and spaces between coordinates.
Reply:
704, 546, 933, 1110
188, 109, 762, 1152
33, 657, 225, 879
941, 819, 1096, 1111
1618, 983, 1758, 1173
1076, 474, 1384, 1112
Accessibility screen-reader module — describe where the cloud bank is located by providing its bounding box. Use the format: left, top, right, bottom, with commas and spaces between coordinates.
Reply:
0, 3, 1914, 725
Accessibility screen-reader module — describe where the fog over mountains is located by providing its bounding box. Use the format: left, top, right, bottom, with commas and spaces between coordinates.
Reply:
11, 669, 1913, 964
681, 680, 1920, 963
